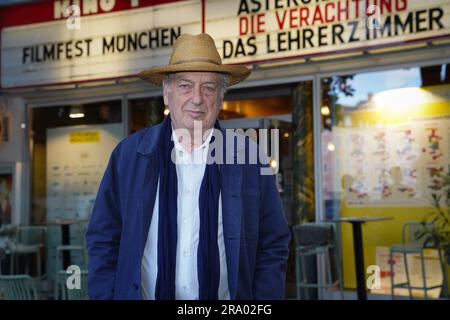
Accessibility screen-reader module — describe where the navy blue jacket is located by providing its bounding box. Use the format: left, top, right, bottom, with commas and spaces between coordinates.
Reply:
86, 122, 291, 299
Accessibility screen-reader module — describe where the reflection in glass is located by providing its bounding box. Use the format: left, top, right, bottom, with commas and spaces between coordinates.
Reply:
321, 64, 450, 294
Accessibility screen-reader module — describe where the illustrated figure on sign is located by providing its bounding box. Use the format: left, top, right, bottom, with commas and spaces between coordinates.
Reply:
423, 127, 442, 161
384, 167, 416, 200
342, 174, 367, 205
396, 129, 416, 162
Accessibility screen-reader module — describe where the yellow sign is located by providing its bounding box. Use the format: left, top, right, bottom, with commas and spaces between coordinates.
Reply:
69, 131, 100, 143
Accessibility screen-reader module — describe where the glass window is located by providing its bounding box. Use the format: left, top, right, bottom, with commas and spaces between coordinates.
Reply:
221, 96, 292, 119
321, 64, 450, 295
30, 100, 122, 280
31, 100, 122, 224
128, 97, 165, 134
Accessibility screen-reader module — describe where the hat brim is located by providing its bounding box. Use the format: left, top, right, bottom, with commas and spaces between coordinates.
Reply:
137, 62, 251, 87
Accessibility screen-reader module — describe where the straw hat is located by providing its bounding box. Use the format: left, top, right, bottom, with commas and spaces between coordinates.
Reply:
138, 33, 251, 86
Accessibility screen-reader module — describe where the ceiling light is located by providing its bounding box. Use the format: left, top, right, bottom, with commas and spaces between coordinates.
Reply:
69, 105, 85, 119
321, 105, 330, 116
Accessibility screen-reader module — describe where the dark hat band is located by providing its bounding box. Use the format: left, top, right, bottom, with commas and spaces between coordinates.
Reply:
172, 58, 221, 66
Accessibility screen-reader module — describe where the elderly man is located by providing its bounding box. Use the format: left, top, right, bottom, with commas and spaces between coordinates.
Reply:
86, 33, 291, 300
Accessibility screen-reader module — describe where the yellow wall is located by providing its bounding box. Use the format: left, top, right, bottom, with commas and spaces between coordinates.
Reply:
339, 84, 450, 289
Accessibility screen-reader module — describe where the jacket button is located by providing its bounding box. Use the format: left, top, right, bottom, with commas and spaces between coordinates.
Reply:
132, 283, 139, 290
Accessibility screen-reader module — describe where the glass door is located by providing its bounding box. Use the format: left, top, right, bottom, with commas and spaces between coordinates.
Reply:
320, 63, 450, 297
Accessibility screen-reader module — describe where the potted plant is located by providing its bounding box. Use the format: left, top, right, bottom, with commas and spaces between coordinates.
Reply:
418, 169, 450, 264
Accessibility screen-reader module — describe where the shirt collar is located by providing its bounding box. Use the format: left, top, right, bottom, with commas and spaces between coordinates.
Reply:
171, 125, 214, 155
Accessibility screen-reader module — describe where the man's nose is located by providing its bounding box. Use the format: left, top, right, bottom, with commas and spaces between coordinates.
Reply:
191, 84, 204, 105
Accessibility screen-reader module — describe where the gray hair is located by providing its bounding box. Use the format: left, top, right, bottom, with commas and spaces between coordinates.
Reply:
217, 73, 230, 96
164, 73, 230, 97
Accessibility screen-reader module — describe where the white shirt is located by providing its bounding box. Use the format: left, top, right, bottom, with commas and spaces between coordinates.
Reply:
141, 129, 230, 300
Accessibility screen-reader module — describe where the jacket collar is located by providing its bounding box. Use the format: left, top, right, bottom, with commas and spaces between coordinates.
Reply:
137, 122, 164, 156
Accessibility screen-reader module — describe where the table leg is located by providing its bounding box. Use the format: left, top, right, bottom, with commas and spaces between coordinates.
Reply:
351, 222, 367, 300
61, 225, 70, 269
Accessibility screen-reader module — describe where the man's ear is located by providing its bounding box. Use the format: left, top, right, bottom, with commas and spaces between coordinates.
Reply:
162, 81, 169, 106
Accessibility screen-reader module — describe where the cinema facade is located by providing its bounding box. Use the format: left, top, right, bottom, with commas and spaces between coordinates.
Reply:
0, 0, 449, 298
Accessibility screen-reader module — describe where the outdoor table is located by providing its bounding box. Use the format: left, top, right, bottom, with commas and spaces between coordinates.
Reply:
325, 217, 393, 300
46, 219, 88, 269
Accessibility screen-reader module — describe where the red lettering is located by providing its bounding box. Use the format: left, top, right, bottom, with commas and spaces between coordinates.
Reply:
324, 2, 335, 23
289, 8, 298, 28
299, 7, 309, 26
239, 16, 249, 35
396, 0, 408, 11
379, 0, 392, 14
352, 0, 360, 18
337, 0, 349, 21
257, 13, 265, 33
275, 10, 287, 29
312, 5, 324, 24
240, 14, 265, 35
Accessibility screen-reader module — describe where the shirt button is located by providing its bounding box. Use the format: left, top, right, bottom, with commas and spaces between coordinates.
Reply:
183, 251, 188, 257
183, 219, 188, 224
183, 286, 187, 291
186, 189, 191, 194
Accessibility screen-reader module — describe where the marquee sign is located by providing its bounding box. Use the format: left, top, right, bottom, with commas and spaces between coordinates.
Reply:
207, 0, 450, 64
1, 0, 449, 88
1, 0, 201, 88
